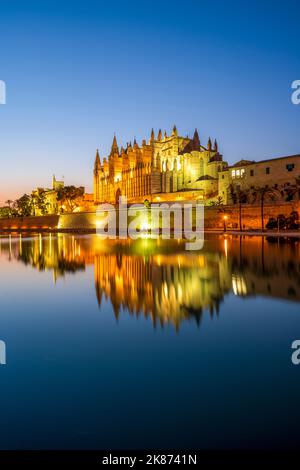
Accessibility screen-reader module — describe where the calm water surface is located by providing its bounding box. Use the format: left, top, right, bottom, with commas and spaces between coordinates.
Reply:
0, 233, 300, 449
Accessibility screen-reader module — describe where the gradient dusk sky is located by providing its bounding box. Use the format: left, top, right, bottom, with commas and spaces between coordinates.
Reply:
0, 0, 299, 203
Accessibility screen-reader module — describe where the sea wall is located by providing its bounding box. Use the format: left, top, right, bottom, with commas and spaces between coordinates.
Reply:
205, 200, 300, 230
58, 212, 98, 231
0, 201, 299, 232
0, 214, 59, 230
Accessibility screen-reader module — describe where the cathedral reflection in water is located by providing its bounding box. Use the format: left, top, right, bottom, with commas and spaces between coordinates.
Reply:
1, 233, 299, 329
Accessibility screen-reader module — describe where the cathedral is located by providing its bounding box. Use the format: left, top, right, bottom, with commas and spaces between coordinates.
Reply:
93, 126, 228, 204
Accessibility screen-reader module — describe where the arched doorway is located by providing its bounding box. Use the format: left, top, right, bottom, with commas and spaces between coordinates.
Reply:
115, 188, 122, 205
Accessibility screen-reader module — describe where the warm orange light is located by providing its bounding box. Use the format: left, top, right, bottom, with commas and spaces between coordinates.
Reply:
223, 215, 228, 220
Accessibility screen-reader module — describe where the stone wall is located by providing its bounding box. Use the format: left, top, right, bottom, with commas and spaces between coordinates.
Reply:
58, 212, 98, 231
204, 200, 300, 230
0, 214, 59, 230
0, 201, 299, 232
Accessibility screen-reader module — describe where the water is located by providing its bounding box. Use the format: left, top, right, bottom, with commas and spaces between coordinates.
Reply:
0, 233, 299, 450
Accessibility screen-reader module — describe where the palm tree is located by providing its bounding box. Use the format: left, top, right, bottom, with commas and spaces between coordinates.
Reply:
284, 177, 300, 201
228, 185, 249, 231
250, 186, 282, 231
5, 199, 14, 218
209, 196, 224, 207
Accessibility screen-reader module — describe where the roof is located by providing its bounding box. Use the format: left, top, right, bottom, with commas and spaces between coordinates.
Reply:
196, 175, 217, 181
228, 154, 300, 169
231, 159, 255, 167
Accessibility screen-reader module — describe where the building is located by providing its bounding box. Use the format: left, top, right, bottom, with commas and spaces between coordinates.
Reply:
93, 126, 227, 204
93, 127, 300, 206
218, 154, 300, 204
32, 175, 64, 215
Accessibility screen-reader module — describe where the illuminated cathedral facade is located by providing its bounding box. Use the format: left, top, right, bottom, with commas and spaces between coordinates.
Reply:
93, 126, 228, 204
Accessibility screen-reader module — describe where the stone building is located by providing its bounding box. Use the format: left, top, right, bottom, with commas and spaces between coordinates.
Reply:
218, 154, 300, 204
93, 126, 227, 204
32, 175, 64, 215
93, 127, 300, 206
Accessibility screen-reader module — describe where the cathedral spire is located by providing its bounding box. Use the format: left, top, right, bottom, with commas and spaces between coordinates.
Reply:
207, 137, 212, 151
214, 139, 218, 152
193, 128, 200, 149
94, 149, 101, 168
172, 124, 178, 136
94, 149, 101, 175
110, 134, 119, 155
164, 130, 167, 140
157, 129, 162, 141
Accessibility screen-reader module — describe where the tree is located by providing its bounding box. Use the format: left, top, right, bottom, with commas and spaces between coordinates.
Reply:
14, 194, 33, 217
4, 199, 14, 218
209, 196, 224, 207
31, 190, 48, 215
56, 186, 84, 213
266, 217, 277, 230
228, 185, 249, 230
0, 206, 12, 218
284, 177, 300, 201
250, 186, 282, 231
286, 211, 299, 230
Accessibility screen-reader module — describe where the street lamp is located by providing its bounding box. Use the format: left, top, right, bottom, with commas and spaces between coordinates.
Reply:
223, 215, 228, 232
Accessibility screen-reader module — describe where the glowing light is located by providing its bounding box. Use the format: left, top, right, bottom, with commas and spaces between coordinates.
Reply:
39, 233, 42, 254
163, 282, 168, 297
224, 237, 228, 258
114, 174, 122, 183
138, 219, 152, 238
232, 275, 247, 296
140, 221, 150, 231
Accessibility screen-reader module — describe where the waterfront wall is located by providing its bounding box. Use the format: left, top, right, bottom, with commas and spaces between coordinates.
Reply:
0, 201, 299, 232
205, 200, 300, 230
58, 212, 98, 230
0, 214, 59, 230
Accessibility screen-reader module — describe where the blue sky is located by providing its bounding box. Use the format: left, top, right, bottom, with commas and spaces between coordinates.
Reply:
0, 0, 299, 202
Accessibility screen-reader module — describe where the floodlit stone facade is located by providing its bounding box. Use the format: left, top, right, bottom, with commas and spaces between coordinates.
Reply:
94, 127, 300, 206
93, 126, 226, 204
219, 155, 300, 204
